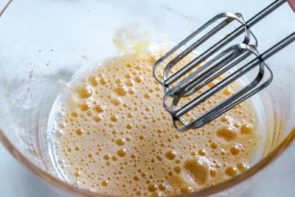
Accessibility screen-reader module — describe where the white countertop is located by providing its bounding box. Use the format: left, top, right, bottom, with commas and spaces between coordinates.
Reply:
0, 142, 294, 197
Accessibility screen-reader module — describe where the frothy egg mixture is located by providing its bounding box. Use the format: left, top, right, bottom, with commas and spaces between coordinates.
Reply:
49, 49, 259, 196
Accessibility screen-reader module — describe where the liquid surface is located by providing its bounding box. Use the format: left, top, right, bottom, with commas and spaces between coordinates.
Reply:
49, 51, 259, 196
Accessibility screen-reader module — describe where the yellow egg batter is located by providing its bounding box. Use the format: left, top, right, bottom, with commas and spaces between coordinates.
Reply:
50, 50, 259, 196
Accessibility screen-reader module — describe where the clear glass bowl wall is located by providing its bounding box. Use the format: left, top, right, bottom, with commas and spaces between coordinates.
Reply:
0, 0, 294, 196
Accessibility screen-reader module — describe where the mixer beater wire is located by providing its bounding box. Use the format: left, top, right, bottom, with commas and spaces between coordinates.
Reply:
153, 0, 295, 131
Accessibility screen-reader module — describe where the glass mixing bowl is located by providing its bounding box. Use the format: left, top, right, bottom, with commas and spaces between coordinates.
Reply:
0, 0, 294, 196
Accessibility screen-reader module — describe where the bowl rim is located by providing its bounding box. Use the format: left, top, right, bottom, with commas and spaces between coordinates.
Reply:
0, 128, 294, 197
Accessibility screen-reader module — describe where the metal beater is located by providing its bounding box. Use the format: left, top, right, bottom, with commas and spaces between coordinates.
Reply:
153, 0, 295, 131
